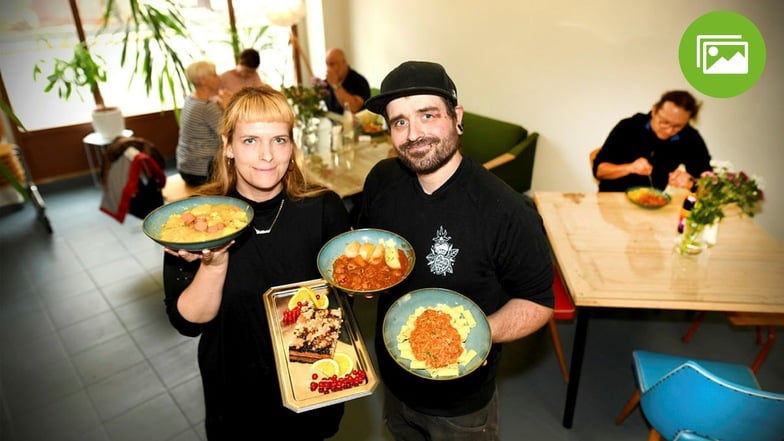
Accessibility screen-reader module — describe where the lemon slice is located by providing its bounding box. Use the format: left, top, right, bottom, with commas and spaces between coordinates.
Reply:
334, 351, 354, 377
313, 358, 339, 378
288, 287, 315, 310
311, 290, 329, 309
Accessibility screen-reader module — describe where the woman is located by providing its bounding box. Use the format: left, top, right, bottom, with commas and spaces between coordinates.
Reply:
176, 60, 224, 186
163, 86, 350, 440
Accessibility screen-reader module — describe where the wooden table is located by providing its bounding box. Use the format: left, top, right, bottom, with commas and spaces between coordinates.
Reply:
533, 191, 784, 428
301, 137, 395, 199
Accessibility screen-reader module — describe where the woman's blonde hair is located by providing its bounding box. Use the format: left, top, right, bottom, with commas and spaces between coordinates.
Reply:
197, 86, 327, 200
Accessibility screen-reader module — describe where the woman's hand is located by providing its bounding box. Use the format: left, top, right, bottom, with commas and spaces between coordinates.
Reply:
164, 240, 235, 265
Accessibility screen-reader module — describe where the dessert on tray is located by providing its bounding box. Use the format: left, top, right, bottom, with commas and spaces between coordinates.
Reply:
288, 301, 344, 363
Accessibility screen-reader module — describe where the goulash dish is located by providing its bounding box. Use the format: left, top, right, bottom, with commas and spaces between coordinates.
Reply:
332, 239, 410, 291
361, 121, 384, 134
159, 203, 249, 243
626, 187, 669, 208
396, 304, 478, 378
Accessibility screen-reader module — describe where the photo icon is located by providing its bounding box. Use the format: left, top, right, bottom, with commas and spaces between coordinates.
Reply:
679, 11, 765, 98
697, 34, 748, 74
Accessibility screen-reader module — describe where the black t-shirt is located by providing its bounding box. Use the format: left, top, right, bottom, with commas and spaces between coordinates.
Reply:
593, 112, 712, 191
358, 156, 554, 416
324, 68, 371, 113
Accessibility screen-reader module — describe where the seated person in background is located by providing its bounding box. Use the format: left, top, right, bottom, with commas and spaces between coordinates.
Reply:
324, 48, 371, 113
592, 90, 712, 192
219, 48, 265, 102
176, 60, 223, 186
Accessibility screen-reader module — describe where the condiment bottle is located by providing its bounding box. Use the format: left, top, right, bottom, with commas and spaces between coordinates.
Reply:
677, 183, 698, 233
342, 102, 355, 144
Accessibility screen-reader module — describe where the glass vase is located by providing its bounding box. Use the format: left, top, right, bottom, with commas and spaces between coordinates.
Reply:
702, 219, 720, 247
295, 117, 320, 156
675, 220, 708, 255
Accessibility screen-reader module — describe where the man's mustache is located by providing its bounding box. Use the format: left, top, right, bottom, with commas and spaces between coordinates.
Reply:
401, 136, 440, 151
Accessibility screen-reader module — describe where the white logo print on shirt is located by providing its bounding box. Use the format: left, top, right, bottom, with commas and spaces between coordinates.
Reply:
426, 226, 459, 276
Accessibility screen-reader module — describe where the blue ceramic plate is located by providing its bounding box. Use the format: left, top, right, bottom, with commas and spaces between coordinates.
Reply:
626, 186, 671, 209
317, 228, 415, 295
382, 288, 491, 380
142, 196, 254, 251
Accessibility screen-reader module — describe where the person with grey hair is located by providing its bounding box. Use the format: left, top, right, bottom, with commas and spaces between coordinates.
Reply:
176, 60, 224, 186
357, 61, 555, 440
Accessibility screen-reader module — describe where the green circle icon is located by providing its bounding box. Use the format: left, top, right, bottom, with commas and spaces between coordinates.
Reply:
679, 10, 766, 98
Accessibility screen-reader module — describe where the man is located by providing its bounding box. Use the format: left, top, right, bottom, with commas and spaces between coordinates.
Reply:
324, 48, 371, 113
219, 48, 265, 100
593, 90, 712, 192
358, 61, 554, 440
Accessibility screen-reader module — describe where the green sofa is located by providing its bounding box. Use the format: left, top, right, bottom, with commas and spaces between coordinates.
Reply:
459, 111, 539, 194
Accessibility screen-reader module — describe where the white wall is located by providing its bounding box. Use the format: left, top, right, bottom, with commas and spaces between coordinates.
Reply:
321, 0, 783, 241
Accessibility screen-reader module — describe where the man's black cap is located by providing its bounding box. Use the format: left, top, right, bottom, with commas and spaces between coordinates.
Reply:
365, 61, 457, 115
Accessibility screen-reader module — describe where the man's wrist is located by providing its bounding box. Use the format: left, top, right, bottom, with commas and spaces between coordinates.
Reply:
331, 83, 342, 91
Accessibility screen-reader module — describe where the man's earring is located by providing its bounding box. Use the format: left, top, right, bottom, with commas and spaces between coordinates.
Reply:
457, 123, 464, 132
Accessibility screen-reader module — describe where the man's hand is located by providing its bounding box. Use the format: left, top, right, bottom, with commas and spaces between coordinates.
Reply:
326, 70, 341, 89
668, 169, 694, 189
630, 157, 653, 176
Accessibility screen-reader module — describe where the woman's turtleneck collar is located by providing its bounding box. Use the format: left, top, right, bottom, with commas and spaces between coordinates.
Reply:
231, 190, 285, 211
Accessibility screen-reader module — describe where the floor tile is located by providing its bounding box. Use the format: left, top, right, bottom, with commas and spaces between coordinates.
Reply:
113, 291, 167, 331
3, 357, 83, 418
148, 339, 199, 389
58, 311, 127, 355
71, 333, 146, 385
102, 393, 190, 441
46, 288, 111, 329
11, 390, 101, 441
100, 272, 162, 309
130, 318, 192, 359
86, 362, 166, 421
169, 374, 205, 426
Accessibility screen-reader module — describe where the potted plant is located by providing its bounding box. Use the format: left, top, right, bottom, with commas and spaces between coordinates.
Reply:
33, 41, 124, 141
31, 0, 193, 137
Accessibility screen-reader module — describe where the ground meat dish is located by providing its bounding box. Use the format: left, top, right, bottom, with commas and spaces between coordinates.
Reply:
409, 309, 464, 369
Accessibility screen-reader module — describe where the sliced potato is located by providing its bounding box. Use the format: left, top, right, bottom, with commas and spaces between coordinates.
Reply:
384, 239, 402, 269
359, 243, 376, 261
344, 241, 360, 258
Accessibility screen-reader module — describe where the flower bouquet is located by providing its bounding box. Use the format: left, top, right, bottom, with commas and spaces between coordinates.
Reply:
677, 160, 765, 255
282, 77, 329, 128
282, 78, 329, 154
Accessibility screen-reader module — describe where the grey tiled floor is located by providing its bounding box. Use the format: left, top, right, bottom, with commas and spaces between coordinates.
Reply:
1, 174, 782, 440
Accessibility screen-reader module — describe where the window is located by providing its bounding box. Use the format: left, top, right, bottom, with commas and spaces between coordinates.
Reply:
0, 0, 298, 132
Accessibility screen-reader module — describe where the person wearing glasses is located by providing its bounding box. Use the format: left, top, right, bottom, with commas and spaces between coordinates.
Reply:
592, 90, 712, 192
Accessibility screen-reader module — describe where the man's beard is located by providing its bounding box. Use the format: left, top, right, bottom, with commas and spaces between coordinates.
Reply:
395, 131, 460, 175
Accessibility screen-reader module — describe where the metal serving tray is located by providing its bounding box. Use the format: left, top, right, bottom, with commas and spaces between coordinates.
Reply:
263, 278, 378, 413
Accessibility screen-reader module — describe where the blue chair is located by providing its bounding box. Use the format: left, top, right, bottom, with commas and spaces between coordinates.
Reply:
615, 350, 784, 441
